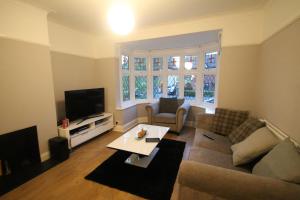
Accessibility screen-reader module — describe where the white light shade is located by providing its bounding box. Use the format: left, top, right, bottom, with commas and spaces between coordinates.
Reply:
185, 62, 193, 70
108, 4, 135, 35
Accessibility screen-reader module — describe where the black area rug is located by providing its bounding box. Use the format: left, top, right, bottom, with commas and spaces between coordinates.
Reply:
85, 139, 185, 200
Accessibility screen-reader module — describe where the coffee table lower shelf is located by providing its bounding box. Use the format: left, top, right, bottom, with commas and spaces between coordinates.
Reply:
125, 147, 159, 168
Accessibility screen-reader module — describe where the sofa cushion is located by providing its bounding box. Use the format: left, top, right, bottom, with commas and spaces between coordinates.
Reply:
189, 147, 250, 173
211, 108, 249, 136
154, 113, 176, 124
229, 117, 265, 144
193, 129, 232, 154
253, 139, 300, 184
159, 98, 182, 114
231, 127, 279, 166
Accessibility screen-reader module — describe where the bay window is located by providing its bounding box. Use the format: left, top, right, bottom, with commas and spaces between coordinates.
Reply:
119, 44, 219, 110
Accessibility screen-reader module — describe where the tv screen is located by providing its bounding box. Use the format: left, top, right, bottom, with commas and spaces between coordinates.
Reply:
65, 88, 105, 121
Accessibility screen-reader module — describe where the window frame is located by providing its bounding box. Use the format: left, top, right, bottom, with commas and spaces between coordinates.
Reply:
119, 43, 220, 110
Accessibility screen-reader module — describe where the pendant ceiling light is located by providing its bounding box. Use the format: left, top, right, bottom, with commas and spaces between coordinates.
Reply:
108, 3, 135, 35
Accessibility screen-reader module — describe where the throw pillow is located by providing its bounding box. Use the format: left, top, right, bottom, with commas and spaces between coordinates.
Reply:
211, 108, 249, 136
159, 98, 180, 114
231, 127, 279, 166
252, 139, 300, 184
229, 117, 265, 144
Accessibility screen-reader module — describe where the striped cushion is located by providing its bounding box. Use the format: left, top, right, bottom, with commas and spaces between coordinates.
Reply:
211, 108, 249, 136
229, 117, 265, 144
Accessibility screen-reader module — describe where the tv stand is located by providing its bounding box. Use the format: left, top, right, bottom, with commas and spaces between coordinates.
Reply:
58, 113, 113, 148
76, 114, 104, 125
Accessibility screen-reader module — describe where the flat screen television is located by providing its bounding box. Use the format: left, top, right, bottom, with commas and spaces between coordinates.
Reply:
65, 88, 105, 121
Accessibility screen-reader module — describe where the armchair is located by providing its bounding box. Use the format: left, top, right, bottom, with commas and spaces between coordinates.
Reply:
145, 98, 190, 133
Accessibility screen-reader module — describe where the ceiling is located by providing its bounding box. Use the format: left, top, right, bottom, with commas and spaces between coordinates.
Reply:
18, 0, 268, 35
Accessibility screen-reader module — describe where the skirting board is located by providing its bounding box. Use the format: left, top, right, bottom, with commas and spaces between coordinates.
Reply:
41, 151, 50, 162
113, 117, 148, 133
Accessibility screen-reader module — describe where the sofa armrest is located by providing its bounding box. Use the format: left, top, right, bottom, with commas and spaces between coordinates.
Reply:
178, 161, 300, 200
145, 102, 159, 124
196, 113, 214, 131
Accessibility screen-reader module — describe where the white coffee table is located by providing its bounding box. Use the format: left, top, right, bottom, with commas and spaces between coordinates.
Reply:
107, 124, 169, 168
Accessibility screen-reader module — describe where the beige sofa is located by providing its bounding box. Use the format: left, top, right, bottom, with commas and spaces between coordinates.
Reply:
176, 113, 300, 200
145, 98, 190, 133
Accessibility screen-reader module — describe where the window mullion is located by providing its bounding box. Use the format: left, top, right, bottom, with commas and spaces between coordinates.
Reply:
179, 54, 184, 99
130, 55, 135, 102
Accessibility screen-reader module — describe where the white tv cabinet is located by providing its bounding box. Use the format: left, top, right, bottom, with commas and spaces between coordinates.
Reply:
58, 113, 114, 148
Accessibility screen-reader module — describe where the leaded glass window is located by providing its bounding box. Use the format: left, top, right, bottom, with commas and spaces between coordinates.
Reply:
203, 75, 215, 103
205, 52, 218, 69
121, 55, 129, 70
152, 57, 163, 71
167, 75, 179, 97
184, 56, 198, 70
184, 75, 196, 100
135, 76, 147, 99
168, 56, 180, 70
153, 76, 163, 99
134, 57, 147, 71
122, 76, 130, 101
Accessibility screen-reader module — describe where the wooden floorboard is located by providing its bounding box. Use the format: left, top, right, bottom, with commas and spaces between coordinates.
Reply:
1, 126, 195, 200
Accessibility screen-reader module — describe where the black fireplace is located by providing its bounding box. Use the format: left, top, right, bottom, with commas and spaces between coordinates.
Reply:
0, 126, 41, 176
0, 126, 60, 196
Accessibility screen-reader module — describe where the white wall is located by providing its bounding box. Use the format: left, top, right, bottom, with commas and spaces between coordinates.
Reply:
0, 0, 49, 45
263, 0, 300, 40
0, 0, 58, 160
48, 21, 100, 58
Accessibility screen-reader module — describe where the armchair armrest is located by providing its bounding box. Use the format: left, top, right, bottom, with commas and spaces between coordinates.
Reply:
196, 113, 214, 131
178, 161, 300, 200
176, 102, 190, 131
145, 102, 159, 124
176, 102, 190, 116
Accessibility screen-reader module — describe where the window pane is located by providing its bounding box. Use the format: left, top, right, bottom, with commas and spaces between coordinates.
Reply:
153, 76, 163, 99
203, 75, 215, 103
205, 51, 218, 69
122, 76, 130, 101
167, 75, 179, 98
152, 57, 163, 71
184, 75, 196, 100
168, 56, 180, 70
135, 76, 147, 99
121, 55, 129, 70
134, 57, 147, 71
184, 56, 198, 70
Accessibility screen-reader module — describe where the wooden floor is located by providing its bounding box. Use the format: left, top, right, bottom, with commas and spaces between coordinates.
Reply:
1, 127, 195, 200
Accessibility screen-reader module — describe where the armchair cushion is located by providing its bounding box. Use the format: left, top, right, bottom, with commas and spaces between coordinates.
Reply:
154, 113, 176, 124
211, 108, 249, 136
159, 98, 182, 114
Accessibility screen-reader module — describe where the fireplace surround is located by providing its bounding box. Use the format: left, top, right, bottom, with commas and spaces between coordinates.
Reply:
0, 126, 60, 196
0, 126, 41, 176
